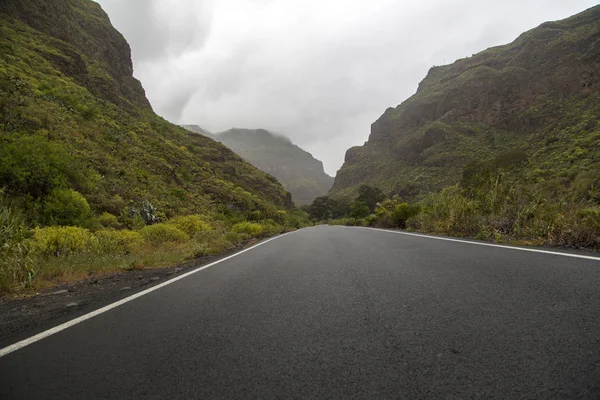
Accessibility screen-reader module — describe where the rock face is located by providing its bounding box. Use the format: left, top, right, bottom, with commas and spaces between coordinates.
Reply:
331, 6, 600, 200
0, 0, 292, 217
0, 0, 150, 110
184, 126, 334, 205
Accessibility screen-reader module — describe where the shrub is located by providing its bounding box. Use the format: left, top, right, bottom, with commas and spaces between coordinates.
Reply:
33, 226, 99, 257
205, 238, 234, 255
363, 214, 379, 226
247, 210, 264, 221
232, 222, 263, 237
167, 215, 211, 236
0, 205, 35, 290
349, 200, 370, 219
98, 212, 120, 229
96, 229, 143, 255
357, 185, 386, 212
223, 231, 248, 245
139, 223, 189, 245
580, 208, 600, 230
42, 189, 91, 226
275, 210, 287, 224
0, 135, 90, 198
390, 203, 421, 228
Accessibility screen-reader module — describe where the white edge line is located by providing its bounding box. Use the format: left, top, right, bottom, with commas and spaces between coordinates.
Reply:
0, 230, 299, 358
341, 226, 600, 261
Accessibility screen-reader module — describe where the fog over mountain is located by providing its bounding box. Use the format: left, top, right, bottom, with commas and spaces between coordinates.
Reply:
97, 0, 598, 175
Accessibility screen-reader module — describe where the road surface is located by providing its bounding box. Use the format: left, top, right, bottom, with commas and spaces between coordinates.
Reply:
1, 226, 599, 399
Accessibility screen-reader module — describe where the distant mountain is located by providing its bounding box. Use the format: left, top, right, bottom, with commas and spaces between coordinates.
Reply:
331, 5, 600, 201
183, 126, 334, 205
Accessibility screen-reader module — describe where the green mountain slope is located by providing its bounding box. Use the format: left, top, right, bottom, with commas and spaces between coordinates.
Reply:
0, 0, 291, 223
331, 6, 600, 202
184, 126, 334, 205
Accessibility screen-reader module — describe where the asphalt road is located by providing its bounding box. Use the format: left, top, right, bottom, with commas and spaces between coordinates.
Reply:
1, 226, 599, 399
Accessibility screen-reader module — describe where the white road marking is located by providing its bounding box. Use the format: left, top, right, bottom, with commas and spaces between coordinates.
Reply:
0, 230, 298, 358
344, 226, 600, 261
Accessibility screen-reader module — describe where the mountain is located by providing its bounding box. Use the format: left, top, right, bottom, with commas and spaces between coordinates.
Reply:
183, 126, 334, 205
331, 6, 600, 201
0, 0, 291, 223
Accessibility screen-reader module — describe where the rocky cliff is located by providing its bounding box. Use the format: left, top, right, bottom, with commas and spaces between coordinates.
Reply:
331, 6, 600, 200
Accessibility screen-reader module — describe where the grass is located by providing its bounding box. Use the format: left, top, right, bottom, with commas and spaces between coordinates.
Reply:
1, 218, 302, 295
0, 197, 312, 294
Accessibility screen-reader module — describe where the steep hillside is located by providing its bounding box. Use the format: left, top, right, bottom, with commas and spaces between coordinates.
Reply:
184, 126, 334, 205
332, 6, 600, 201
0, 0, 291, 223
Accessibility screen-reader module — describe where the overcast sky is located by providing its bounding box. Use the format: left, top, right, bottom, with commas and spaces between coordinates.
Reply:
97, 0, 598, 176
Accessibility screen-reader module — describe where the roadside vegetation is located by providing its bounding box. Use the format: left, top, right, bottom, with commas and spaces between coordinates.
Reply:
0, 1, 312, 294
309, 165, 600, 250
0, 191, 309, 293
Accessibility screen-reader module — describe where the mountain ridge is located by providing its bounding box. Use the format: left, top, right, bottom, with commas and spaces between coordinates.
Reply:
183, 125, 334, 205
331, 5, 600, 201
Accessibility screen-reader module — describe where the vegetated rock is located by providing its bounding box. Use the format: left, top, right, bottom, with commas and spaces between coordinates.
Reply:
0, 0, 292, 229
331, 5, 600, 200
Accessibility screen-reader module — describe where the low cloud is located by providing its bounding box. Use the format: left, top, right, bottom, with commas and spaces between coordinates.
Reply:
97, 0, 598, 175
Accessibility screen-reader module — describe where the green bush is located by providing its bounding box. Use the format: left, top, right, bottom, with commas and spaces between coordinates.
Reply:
247, 210, 264, 221
389, 203, 421, 228
275, 210, 287, 224
0, 135, 91, 198
139, 223, 189, 244
580, 208, 600, 230
96, 229, 143, 255
349, 200, 370, 219
33, 226, 99, 257
166, 215, 211, 236
232, 222, 263, 237
0, 205, 35, 290
42, 189, 91, 227
223, 231, 249, 245
204, 237, 234, 255
363, 214, 379, 226
98, 212, 120, 229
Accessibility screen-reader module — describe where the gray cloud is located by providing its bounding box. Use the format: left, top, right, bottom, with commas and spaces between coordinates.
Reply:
97, 0, 598, 175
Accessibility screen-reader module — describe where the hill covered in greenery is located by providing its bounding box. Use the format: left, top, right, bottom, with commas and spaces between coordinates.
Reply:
320, 6, 600, 249
184, 126, 334, 205
0, 0, 292, 222
332, 5, 600, 203
0, 0, 304, 292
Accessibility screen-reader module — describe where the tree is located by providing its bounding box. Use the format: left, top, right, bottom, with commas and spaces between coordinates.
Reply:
349, 200, 370, 219
308, 196, 337, 220
357, 185, 386, 212
332, 199, 350, 219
